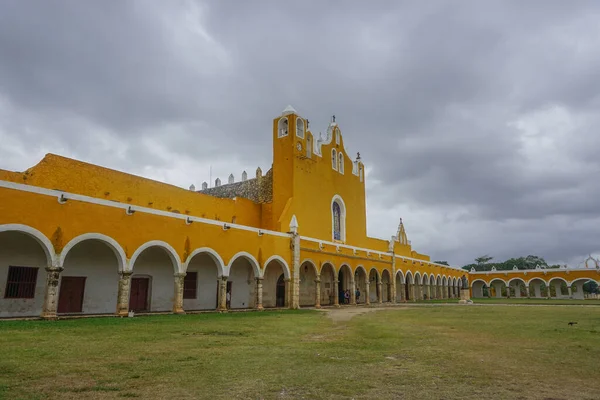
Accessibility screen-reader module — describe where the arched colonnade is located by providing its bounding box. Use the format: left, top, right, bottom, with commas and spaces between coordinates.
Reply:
0, 224, 292, 318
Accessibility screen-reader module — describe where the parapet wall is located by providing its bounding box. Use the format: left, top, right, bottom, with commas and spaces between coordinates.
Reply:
200, 169, 273, 203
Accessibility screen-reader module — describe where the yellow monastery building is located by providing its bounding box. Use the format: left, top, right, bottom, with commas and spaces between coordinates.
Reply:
0, 106, 598, 319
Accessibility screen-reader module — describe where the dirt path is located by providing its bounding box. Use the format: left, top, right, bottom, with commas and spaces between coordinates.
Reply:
319, 306, 404, 322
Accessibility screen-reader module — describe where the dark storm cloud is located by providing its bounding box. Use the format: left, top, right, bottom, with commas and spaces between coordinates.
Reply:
1, 0, 599, 265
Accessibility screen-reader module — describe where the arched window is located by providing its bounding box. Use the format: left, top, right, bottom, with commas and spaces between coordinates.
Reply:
338, 152, 344, 174
359, 166, 363, 182
335, 128, 340, 145
333, 202, 341, 240
278, 117, 288, 138
331, 195, 346, 242
296, 118, 304, 138
331, 149, 337, 170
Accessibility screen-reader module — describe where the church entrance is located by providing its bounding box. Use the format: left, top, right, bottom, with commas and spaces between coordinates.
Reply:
276, 274, 286, 307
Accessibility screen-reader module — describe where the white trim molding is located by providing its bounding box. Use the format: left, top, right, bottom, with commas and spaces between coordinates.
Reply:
129, 240, 182, 274
60, 232, 127, 272
263, 255, 291, 280
0, 224, 57, 268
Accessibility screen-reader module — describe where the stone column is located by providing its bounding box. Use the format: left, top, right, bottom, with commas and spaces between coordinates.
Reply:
378, 281, 383, 304
255, 277, 264, 310
525, 286, 530, 298
116, 271, 132, 316
334, 280, 340, 307
350, 279, 356, 305
554, 282, 562, 299
315, 279, 321, 308
41, 264, 63, 320
284, 279, 291, 308
218, 276, 227, 311
173, 272, 186, 314
290, 228, 301, 309
365, 282, 370, 305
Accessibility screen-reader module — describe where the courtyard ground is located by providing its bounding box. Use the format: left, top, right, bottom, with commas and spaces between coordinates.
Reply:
1, 305, 599, 399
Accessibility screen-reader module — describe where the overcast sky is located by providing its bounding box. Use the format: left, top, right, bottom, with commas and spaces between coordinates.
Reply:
1, 1, 599, 267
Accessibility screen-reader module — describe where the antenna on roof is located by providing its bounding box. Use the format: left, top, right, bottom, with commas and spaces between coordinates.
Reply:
209, 165, 212, 189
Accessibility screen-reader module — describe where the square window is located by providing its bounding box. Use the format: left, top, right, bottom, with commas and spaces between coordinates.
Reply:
4, 266, 38, 299
183, 272, 197, 299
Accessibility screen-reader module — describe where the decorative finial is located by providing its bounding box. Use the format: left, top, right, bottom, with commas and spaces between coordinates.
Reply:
356, 152, 361, 161
228, 174, 234, 184
201, 182, 208, 190
332, 115, 336, 123
189, 184, 196, 191
289, 215, 299, 234
242, 171, 248, 182
306, 119, 310, 129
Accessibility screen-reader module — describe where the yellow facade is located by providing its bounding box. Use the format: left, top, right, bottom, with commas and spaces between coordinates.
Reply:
0, 106, 598, 318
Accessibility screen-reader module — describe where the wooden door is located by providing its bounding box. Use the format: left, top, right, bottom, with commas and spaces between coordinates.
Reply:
129, 277, 149, 312
276, 274, 286, 307
57, 277, 86, 313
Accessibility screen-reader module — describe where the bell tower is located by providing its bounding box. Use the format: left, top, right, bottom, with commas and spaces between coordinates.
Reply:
272, 105, 308, 231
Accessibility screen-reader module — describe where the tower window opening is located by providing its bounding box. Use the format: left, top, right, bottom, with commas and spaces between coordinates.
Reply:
338, 152, 344, 174
296, 118, 305, 139
332, 149, 337, 170
278, 117, 289, 138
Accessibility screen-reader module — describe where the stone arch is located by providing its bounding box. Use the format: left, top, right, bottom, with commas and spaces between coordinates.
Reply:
301, 259, 319, 276
319, 262, 336, 305
226, 252, 261, 278
395, 270, 405, 302
570, 277, 599, 300
0, 224, 56, 267
184, 247, 225, 277
422, 273, 430, 300
368, 267, 380, 303
354, 265, 368, 304
507, 277, 527, 298
60, 233, 127, 272
183, 247, 225, 311
128, 240, 182, 313
527, 277, 548, 298
489, 278, 508, 298
263, 257, 289, 308
338, 264, 353, 304
227, 252, 259, 309
263, 255, 291, 280
0, 224, 56, 318
381, 269, 392, 302
319, 260, 336, 275
471, 279, 488, 298
548, 277, 569, 298
405, 270, 414, 301
299, 259, 318, 307
130, 240, 182, 274
58, 233, 127, 314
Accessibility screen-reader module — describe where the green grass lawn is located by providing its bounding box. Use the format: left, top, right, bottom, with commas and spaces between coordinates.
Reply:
1, 306, 600, 399
418, 298, 600, 305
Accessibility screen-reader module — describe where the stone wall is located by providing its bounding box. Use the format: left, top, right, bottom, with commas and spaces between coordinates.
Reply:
199, 169, 273, 203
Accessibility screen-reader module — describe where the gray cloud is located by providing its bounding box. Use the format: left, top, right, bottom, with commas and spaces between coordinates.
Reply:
1, 0, 599, 266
